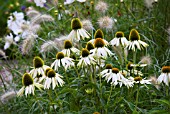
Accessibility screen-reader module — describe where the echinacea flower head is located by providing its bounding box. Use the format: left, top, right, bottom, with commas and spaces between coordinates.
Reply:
61, 40, 80, 57
157, 66, 170, 86
95, 1, 108, 13
68, 18, 90, 42
90, 38, 113, 58
44, 69, 65, 89
126, 62, 144, 76
17, 73, 43, 97
100, 64, 112, 76
127, 29, 149, 51
77, 48, 96, 68
51, 52, 75, 71
110, 31, 129, 47
102, 67, 129, 87
33, 0, 46, 7
133, 76, 151, 84
94, 29, 104, 39
86, 42, 94, 51
30, 56, 50, 79
98, 16, 114, 30
89, 29, 109, 46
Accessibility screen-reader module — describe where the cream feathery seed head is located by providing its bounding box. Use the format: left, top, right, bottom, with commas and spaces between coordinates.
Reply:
144, 0, 157, 8
31, 14, 54, 25
1, 90, 16, 104
41, 40, 58, 53
139, 55, 152, 66
26, 9, 41, 19
21, 36, 36, 55
98, 16, 114, 30
82, 19, 94, 31
0, 49, 7, 58
149, 76, 160, 89
95, 1, 108, 13
54, 35, 68, 50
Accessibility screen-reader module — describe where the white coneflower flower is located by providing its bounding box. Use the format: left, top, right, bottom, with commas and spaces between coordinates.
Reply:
51, 52, 75, 71
7, 11, 25, 35
0, 49, 6, 58
44, 69, 65, 89
100, 64, 113, 76
102, 68, 129, 87
90, 38, 113, 58
98, 16, 114, 30
4, 33, 16, 50
126, 62, 144, 76
61, 40, 80, 57
21, 35, 36, 55
88, 29, 109, 46
41, 40, 58, 53
68, 18, 91, 42
157, 66, 170, 86
95, 1, 108, 13
139, 55, 152, 66
128, 76, 151, 85
86, 42, 95, 51
30, 56, 50, 79
110, 31, 129, 47
126, 29, 149, 51
33, 0, 46, 7
0, 90, 16, 104
77, 48, 96, 68
17, 73, 43, 97
82, 19, 94, 31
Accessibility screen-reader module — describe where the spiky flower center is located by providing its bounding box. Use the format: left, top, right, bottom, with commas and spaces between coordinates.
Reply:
64, 40, 72, 49
127, 62, 133, 70
129, 29, 140, 41
56, 52, 64, 59
162, 66, 170, 73
82, 48, 90, 57
105, 64, 112, 69
45, 68, 52, 76
94, 38, 105, 48
47, 69, 56, 78
22, 73, 33, 86
112, 68, 119, 74
86, 42, 94, 51
71, 18, 82, 30
134, 76, 142, 81
94, 29, 104, 39
33, 56, 44, 68
37, 74, 42, 78
115, 31, 124, 38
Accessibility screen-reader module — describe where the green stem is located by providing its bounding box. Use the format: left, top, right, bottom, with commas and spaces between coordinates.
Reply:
47, 90, 56, 114
34, 95, 44, 114
106, 85, 113, 113
0, 74, 7, 91
135, 84, 140, 111
166, 85, 169, 96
